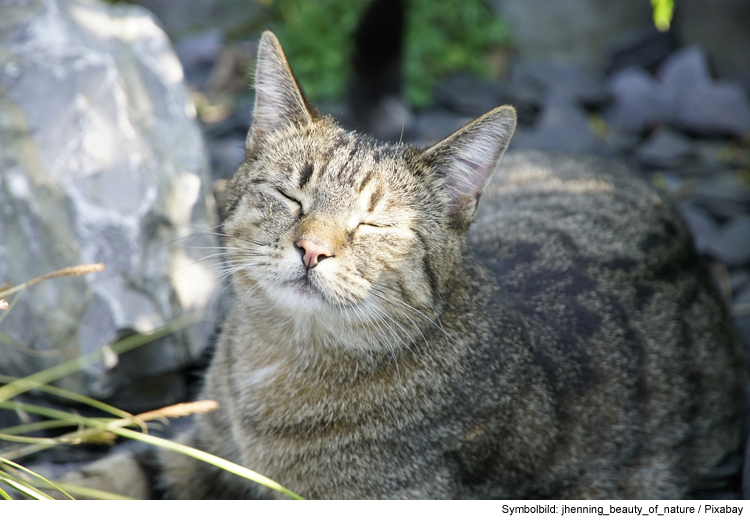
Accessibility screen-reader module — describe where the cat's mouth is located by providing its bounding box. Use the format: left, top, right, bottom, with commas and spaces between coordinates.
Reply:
284, 273, 329, 303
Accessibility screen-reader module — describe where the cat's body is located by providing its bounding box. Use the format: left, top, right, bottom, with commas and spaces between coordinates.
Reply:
58, 32, 745, 499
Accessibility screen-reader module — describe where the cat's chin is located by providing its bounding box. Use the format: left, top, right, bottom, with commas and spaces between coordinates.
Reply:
269, 277, 334, 314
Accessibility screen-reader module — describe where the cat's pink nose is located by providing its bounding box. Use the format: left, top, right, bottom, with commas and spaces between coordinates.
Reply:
295, 239, 333, 269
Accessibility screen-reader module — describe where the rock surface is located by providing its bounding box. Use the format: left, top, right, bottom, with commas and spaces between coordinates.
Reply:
492, 0, 652, 69
0, 0, 219, 405
606, 47, 750, 136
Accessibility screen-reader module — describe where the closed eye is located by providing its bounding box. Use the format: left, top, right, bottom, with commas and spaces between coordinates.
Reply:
358, 222, 393, 229
273, 188, 302, 212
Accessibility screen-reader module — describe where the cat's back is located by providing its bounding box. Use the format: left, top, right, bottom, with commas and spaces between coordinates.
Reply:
472, 150, 683, 273
467, 150, 744, 497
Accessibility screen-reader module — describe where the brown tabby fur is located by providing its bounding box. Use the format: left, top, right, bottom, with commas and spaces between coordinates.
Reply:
60, 31, 745, 499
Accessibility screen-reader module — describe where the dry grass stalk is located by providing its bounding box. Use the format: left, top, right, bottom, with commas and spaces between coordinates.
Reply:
134, 400, 220, 423
0, 263, 106, 299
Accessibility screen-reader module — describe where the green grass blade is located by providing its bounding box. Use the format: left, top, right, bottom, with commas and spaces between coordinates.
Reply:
0, 374, 132, 421
0, 485, 12, 500
0, 400, 304, 499
0, 400, 93, 424
0, 316, 192, 404
0, 290, 23, 326
106, 425, 304, 500
0, 474, 53, 500
0, 433, 61, 445
0, 457, 74, 500
36, 481, 133, 500
0, 419, 73, 435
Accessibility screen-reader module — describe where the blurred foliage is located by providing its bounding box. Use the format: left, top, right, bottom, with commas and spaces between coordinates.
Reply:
261, 0, 510, 107
651, 0, 674, 32
404, 0, 510, 106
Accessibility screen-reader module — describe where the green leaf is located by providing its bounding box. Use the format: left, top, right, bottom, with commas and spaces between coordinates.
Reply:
651, 0, 674, 32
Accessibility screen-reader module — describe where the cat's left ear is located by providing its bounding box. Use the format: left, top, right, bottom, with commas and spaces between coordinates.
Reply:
422, 105, 516, 228
248, 31, 315, 149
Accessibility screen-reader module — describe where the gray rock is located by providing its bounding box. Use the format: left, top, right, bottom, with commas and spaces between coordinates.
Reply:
600, 127, 641, 155
659, 47, 750, 136
659, 47, 711, 92
705, 216, 750, 267
635, 127, 695, 169
127, 0, 261, 38
604, 66, 669, 134
677, 0, 750, 79
678, 203, 718, 254
672, 81, 750, 137
491, 0, 652, 69
433, 73, 503, 117
0, 0, 219, 400
693, 139, 734, 170
605, 27, 678, 74
687, 175, 750, 218
733, 286, 750, 353
175, 28, 223, 89
605, 48, 750, 136
730, 269, 750, 293
512, 61, 611, 107
209, 136, 247, 182
510, 89, 601, 153
411, 110, 470, 147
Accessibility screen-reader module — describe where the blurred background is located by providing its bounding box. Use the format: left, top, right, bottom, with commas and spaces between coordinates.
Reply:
0, 0, 749, 497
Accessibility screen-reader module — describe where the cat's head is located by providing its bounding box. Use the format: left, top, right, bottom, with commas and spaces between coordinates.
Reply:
221, 32, 515, 349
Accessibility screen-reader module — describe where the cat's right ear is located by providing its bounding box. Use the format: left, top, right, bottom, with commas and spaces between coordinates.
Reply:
248, 31, 315, 149
421, 105, 516, 229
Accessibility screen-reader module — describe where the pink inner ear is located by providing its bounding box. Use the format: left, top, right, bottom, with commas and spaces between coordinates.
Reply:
447, 156, 491, 196
443, 150, 495, 217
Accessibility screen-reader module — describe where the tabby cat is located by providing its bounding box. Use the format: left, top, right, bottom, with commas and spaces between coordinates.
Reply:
61, 31, 745, 499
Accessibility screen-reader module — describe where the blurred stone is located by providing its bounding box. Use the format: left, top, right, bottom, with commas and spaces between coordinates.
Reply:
512, 62, 611, 107
103, 371, 188, 414
175, 28, 223, 90
510, 89, 601, 153
705, 216, 750, 267
127, 0, 261, 38
605, 27, 678, 74
491, 0, 652, 69
694, 139, 733, 170
0, 0, 219, 398
411, 110, 470, 147
208, 136, 247, 182
733, 286, 750, 352
205, 41, 256, 97
600, 127, 641, 155
604, 66, 669, 134
730, 269, 750, 293
433, 73, 503, 116
687, 175, 750, 218
678, 203, 718, 254
605, 48, 750, 136
659, 47, 750, 137
676, 0, 750, 79
635, 127, 695, 168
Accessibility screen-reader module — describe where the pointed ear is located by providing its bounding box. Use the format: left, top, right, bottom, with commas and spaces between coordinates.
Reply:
422, 105, 516, 227
248, 31, 315, 148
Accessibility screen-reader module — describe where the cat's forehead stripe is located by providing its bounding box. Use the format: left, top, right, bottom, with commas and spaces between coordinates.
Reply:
367, 185, 383, 213
298, 163, 314, 189
357, 170, 374, 193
